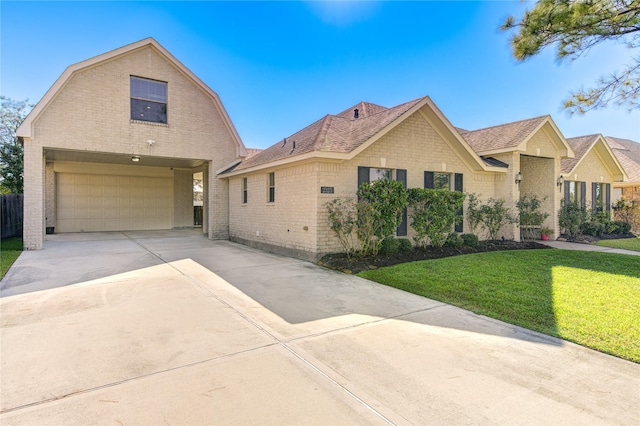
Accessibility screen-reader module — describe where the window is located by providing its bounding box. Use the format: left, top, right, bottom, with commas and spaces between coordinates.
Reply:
242, 177, 248, 204
434, 172, 451, 190
594, 183, 605, 211
567, 181, 584, 205
131, 76, 167, 123
268, 172, 275, 203
369, 168, 392, 182
425, 171, 464, 232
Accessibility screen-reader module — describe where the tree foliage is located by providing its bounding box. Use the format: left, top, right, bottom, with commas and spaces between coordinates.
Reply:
1, 96, 32, 194
502, 0, 640, 113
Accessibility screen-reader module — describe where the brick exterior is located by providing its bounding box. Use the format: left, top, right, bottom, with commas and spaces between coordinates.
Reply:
229, 109, 512, 259
568, 149, 615, 208
21, 43, 242, 249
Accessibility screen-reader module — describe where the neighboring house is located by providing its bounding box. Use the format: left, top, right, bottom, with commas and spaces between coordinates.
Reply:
561, 135, 627, 213
605, 136, 640, 203
222, 98, 580, 260
17, 38, 247, 250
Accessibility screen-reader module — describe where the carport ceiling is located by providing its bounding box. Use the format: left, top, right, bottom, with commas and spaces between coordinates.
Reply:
45, 149, 205, 169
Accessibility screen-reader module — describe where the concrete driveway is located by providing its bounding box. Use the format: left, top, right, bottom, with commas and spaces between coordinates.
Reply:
1, 230, 638, 425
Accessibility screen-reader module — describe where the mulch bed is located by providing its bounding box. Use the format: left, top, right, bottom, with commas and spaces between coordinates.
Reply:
318, 240, 550, 274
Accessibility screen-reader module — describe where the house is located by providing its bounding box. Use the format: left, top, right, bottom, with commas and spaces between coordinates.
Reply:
221, 99, 584, 260
561, 135, 627, 212
17, 38, 247, 250
605, 136, 640, 203
18, 39, 630, 261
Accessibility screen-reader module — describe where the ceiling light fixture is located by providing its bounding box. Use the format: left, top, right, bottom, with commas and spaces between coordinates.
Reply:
132, 156, 140, 162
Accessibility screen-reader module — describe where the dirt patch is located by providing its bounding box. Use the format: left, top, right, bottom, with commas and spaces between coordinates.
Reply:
318, 240, 550, 274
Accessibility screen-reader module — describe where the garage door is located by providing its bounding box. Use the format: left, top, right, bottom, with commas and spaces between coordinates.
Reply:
56, 173, 173, 232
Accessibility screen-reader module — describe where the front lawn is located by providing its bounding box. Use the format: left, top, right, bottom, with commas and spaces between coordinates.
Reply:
1, 238, 23, 279
596, 237, 640, 252
358, 250, 640, 362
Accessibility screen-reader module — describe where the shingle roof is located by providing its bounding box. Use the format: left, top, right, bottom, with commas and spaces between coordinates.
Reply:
606, 136, 640, 182
458, 116, 548, 153
561, 134, 599, 173
232, 97, 425, 171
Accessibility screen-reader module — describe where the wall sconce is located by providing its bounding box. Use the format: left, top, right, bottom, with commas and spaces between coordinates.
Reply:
131, 156, 140, 162
557, 176, 564, 186
515, 171, 523, 184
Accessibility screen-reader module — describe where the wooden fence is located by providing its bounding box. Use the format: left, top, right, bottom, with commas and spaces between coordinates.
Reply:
1, 194, 23, 239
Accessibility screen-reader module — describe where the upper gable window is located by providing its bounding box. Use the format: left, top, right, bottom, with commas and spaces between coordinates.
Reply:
131, 76, 167, 123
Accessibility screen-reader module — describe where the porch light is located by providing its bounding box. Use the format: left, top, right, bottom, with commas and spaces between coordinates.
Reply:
557, 176, 564, 186
515, 171, 523, 184
131, 156, 140, 162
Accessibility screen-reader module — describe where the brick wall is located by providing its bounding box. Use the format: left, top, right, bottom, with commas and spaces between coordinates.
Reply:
23, 44, 240, 247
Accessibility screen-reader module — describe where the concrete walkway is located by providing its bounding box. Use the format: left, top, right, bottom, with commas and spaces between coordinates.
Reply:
1, 230, 638, 425
539, 239, 640, 255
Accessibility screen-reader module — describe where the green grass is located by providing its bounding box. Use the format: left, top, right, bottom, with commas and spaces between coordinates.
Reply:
1, 238, 23, 279
596, 237, 640, 252
358, 250, 640, 362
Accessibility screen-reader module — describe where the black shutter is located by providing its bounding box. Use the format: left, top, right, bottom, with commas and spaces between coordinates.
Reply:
564, 181, 570, 204
454, 173, 463, 233
396, 169, 407, 236
606, 183, 611, 211
580, 182, 587, 208
358, 166, 370, 188
592, 183, 597, 210
424, 171, 434, 189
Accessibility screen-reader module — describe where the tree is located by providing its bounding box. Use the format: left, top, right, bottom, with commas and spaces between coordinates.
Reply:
502, 0, 640, 114
1, 96, 32, 194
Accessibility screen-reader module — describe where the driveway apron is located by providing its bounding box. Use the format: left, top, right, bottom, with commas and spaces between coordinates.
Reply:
1, 230, 638, 425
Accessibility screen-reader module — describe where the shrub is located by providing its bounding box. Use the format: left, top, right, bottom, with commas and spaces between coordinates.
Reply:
357, 180, 408, 256
408, 188, 465, 248
558, 202, 588, 237
480, 198, 517, 241
444, 233, 464, 248
613, 198, 640, 233
466, 194, 516, 241
461, 233, 479, 248
398, 238, 413, 252
609, 220, 632, 235
325, 198, 359, 257
465, 193, 483, 235
581, 221, 606, 237
379, 236, 400, 255
517, 194, 549, 241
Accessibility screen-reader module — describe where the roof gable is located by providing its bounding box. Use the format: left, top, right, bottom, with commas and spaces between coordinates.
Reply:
606, 136, 640, 182
563, 134, 627, 181
459, 115, 573, 158
17, 37, 247, 157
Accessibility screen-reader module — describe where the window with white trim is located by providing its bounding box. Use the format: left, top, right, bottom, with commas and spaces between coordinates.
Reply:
131, 76, 167, 123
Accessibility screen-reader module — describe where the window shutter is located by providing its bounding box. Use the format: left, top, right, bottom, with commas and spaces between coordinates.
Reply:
358, 166, 370, 188
396, 169, 407, 236
424, 171, 434, 189
564, 182, 570, 204
592, 183, 597, 210
580, 182, 587, 208
454, 173, 463, 232
606, 183, 611, 211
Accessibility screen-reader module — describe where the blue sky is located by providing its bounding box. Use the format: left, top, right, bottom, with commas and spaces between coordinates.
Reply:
2, 1, 638, 149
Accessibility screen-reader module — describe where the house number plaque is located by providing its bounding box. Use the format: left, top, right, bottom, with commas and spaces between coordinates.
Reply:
320, 186, 334, 194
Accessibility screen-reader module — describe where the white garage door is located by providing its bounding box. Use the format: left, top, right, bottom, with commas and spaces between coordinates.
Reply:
56, 173, 173, 233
